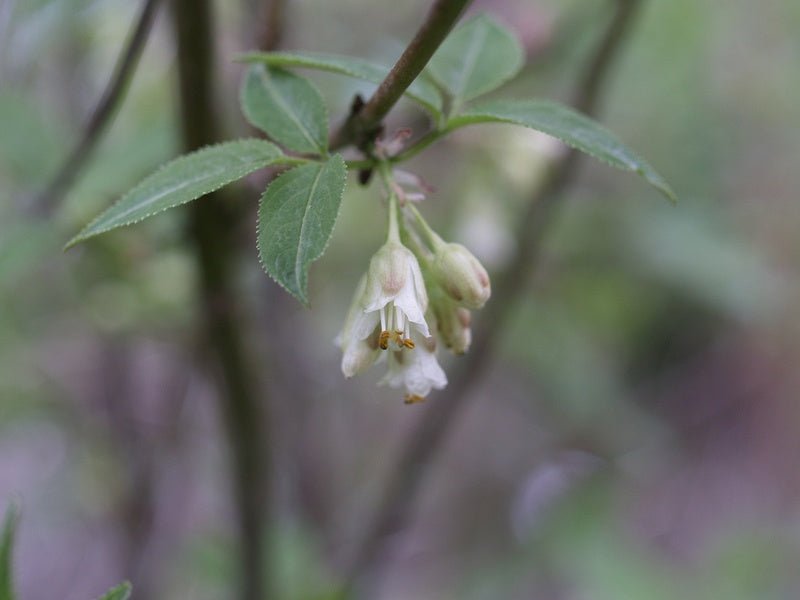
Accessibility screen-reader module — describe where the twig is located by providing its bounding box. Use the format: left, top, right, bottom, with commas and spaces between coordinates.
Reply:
329, 0, 472, 151
257, 0, 287, 52
170, 1, 270, 599
36, 0, 161, 213
340, 0, 643, 592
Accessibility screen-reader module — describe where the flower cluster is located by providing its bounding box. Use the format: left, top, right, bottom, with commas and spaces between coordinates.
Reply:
336, 169, 490, 404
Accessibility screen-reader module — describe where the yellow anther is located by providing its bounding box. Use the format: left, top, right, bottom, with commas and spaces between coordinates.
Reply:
378, 330, 390, 350
402, 338, 415, 349
403, 394, 426, 405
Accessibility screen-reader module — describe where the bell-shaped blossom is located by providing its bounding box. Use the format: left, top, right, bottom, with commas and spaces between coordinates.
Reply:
336, 276, 382, 378
362, 239, 430, 346
380, 329, 447, 403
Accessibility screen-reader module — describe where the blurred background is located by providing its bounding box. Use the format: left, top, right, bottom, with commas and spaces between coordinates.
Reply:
2, 0, 800, 598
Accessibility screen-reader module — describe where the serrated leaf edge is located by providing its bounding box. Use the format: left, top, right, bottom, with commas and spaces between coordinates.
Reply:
256, 155, 348, 306
66, 139, 291, 249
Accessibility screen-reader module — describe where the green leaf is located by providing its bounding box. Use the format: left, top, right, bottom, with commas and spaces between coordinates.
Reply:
97, 582, 132, 600
241, 64, 329, 154
0, 505, 18, 600
258, 155, 347, 305
238, 51, 443, 120
427, 14, 524, 112
448, 99, 677, 202
67, 139, 293, 247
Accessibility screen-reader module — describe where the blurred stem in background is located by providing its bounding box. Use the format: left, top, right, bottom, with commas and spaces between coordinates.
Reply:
340, 0, 644, 595
35, 0, 162, 215
170, 0, 283, 598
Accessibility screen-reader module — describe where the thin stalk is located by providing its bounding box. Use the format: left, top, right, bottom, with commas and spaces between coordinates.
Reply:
170, 1, 269, 599
405, 203, 445, 251
36, 0, 162, 214
378, 162, 402, 244
392, 127, 450, 162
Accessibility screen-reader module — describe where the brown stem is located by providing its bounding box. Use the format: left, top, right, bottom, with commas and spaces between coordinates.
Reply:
36, 0, 161, 214
257, 0, 287, 52
170, 1, 269, 599
329, 0, 472, 150
341, 0, 643, 592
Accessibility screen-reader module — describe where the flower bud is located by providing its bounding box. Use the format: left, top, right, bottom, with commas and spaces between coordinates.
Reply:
430, 243, 491, 309
430, 295, 472, 355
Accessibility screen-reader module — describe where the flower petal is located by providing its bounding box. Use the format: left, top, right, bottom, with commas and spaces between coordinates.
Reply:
393, 262, 430, 336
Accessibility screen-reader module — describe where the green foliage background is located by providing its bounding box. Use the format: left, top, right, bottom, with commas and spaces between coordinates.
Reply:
1, 0, 800, 598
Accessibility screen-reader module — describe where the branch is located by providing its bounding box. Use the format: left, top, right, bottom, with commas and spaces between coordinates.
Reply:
170, 1, 272, 599
329, 0, 472, 150
340, 0, 643, 591
36, 0, 161, 213
257, 0, 287, 52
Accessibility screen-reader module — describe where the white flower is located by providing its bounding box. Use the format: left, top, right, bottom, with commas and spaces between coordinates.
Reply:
336, 276, 381, 378
336, 184, 457, 404
362, 239, 430, 346
380, 328, 447, 403
337, 239, 431, 377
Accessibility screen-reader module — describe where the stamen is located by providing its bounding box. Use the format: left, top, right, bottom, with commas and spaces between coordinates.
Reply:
379, 330, 390, 350
394, 307, 405, 333
402, 338, 415, 349
403, 394, 426, 405
379, 306, 387, 332
391, 331, 405, 350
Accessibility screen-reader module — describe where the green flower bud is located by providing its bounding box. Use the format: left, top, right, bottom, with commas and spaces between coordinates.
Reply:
429, 285, 472, 355
430, 243, 491, 310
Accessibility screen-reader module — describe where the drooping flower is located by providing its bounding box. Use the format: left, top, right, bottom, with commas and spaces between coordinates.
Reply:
336, 275, 382, 378
336, 238, 432, 389
380, 328, 447, 404
362, 239, 430, 348
336, 166, 492, 404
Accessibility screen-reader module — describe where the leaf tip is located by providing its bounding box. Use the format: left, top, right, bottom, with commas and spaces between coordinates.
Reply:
233, 52, 259, 64
63, 234, 84, 251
